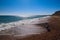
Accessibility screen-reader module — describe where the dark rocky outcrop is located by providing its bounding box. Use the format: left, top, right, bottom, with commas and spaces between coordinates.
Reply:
52, 11, 60, 16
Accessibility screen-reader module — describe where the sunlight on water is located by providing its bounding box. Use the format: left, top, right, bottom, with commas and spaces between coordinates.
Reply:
0, 16, 51, 37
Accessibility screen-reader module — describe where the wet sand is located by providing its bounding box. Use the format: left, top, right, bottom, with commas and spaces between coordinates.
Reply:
0, 24, 47, 38
0, 16, 50, 40
0, 24, 48, 40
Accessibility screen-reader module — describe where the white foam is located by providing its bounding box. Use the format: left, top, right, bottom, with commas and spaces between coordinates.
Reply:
0, 16, 51, 31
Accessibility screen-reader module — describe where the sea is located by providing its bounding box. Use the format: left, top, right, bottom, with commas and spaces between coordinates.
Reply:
0, 15, 49, 23
0, 15, 50, 37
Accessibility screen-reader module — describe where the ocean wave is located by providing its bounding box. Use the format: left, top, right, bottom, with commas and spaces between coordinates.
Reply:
0, 16, 51, 31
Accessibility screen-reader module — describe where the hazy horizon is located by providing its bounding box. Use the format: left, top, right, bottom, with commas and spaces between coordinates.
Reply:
0, 0, 60, 17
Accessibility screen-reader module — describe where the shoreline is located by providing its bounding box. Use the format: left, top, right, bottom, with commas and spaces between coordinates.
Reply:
0, 16, 51, 31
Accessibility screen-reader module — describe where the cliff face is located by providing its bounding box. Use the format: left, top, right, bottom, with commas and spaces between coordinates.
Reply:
52, 11, 60, 16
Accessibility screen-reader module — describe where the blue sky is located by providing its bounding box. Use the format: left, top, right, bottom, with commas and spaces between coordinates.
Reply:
0, 0, 60, 17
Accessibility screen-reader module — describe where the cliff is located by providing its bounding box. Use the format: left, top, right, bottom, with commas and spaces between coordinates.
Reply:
52, 11, 60, 16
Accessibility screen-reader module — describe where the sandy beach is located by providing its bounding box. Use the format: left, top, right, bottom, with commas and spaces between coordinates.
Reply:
0, 12, 60, 40
0, 16, 50, 40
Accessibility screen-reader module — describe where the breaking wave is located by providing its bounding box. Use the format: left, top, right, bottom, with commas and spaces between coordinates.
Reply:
0, 16, 51, 31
